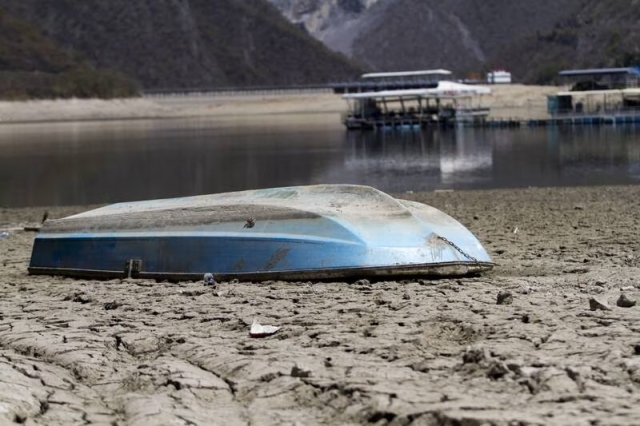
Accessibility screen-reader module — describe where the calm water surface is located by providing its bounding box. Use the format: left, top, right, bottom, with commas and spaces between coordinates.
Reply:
1, 114, 640, 207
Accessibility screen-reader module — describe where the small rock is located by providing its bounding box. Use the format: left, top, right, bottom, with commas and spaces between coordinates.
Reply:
104, 301, 120, 310
473, 215, 479, 220
617, 294, 636, 308
402, 293, 411, 300
462, 347, 486, 364
487, 360, 509, 380
634, 345, 640, 356
594, 280, 607, 287
574, 204, 585, 210
291, 365, 311, 378
355, 279, 370, 286
203, 273, 216, 286
73, 293, 91, 304
496, 291, 513, 305
589, 297, 611, 311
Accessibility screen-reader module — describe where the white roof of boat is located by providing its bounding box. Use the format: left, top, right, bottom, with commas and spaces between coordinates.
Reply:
343, 81, 491, 100
559, 67, 640, 77
361, 70, 452, 79
343, 89, 431, 100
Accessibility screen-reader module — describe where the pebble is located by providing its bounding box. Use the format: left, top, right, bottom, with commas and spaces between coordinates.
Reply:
104, 301, 120, 310
496, 291, 513, 305
462, 347, 486, 364
617, 294, 636, 308
203, 273, 215, 286
71, 293, 92, 304
589, 297, 611, 311
291, 365, 312, 378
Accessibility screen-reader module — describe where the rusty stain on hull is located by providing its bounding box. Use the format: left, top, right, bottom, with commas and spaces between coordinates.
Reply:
265, 247, 291, 270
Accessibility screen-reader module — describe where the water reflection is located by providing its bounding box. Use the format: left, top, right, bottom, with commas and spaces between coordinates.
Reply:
1, 116, 640, 208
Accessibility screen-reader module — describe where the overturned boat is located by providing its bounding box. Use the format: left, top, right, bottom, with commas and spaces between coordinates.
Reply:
28, 185, 493, 281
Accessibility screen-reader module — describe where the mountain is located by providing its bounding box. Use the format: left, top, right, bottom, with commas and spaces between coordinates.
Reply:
501, 0, 640, 83
268, 0, 640, 83
0, 0, 362, 91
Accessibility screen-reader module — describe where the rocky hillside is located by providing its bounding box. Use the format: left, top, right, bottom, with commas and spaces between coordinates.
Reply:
0, 0, 362, 92
503, 0, 640, 83
269, 0, 640, 83
0, 9, 138, 99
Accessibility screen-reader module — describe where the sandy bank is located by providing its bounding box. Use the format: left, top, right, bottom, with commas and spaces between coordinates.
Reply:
2, 185, 640, 424
0, 84, 559, 124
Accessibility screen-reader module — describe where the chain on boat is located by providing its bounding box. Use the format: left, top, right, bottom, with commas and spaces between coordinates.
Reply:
436, 235, 480, 264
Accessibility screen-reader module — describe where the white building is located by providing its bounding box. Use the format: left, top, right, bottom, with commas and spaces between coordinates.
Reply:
487, 70, 512, 84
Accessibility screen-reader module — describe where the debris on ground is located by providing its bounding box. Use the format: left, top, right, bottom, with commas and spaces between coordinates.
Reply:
249, 319, 281, 338
589, 297, 611, 311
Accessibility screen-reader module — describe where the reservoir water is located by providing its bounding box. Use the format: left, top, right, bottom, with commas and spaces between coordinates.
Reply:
1, 114, 640, 207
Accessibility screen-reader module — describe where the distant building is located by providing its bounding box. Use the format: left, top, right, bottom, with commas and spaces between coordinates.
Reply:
558, 67, 640, 91
487, 71, 512, 84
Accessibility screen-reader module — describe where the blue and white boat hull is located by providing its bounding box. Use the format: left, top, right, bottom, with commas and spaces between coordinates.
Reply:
29, 185, 493, 280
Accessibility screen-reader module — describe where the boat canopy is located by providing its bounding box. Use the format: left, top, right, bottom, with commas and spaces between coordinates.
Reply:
343, 81, 491, 100
559, 67, 640, 77
361, 70, 452, 79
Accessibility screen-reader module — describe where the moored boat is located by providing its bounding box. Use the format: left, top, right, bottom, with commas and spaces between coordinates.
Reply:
28, 185, 493, 281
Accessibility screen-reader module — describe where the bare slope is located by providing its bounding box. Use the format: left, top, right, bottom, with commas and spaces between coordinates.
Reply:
0, 9, 138, 99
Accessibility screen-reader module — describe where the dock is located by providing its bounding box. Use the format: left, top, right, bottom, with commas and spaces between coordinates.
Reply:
481, 113, 640, 129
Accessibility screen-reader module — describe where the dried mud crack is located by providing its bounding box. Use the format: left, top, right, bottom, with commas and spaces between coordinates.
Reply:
1, 186, 640, 425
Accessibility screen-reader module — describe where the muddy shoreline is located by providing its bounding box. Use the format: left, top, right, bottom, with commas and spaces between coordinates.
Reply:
0, 85, 558, 125
2, 185, 640, 425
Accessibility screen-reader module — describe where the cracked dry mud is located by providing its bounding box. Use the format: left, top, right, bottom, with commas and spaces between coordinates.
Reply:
2, 186, 640, 425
